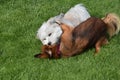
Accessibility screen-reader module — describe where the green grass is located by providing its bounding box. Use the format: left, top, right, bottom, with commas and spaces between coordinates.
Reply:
0, 0, 120, 80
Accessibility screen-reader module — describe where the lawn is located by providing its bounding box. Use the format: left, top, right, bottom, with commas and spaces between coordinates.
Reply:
0, 0, 120, 80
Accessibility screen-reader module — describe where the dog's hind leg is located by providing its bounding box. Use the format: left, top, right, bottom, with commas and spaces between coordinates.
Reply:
95, 37, 108, 54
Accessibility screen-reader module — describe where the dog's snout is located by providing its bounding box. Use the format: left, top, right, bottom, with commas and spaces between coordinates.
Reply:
48, 42, 51, 45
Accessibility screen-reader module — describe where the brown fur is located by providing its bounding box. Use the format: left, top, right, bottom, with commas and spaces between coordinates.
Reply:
34, 44, 61, 59
59, 17, 108, 57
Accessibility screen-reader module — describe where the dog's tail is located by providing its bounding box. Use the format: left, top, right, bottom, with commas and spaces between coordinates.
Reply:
102, 13, 120, 38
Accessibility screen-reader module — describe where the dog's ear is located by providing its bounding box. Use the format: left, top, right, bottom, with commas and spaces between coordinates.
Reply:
55, 20, 62, 25
60, 24, 74, 33
34, 53, 49, 59
55, 19, 73, 32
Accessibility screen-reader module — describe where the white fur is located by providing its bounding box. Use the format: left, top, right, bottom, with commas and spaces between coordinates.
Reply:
37, 14, 63, 45
37, 4, 90, 45
61, 4, 90, 27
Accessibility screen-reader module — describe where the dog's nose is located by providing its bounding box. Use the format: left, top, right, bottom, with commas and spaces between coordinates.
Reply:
48, 42, 51, 45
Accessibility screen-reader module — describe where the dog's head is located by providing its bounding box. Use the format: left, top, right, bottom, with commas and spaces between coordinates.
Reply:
37, 22, 62, 45
37, 13, 64, 45
35, 44, 61, 59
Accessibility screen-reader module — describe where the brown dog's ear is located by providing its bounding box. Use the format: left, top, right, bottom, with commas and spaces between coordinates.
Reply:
55, 20, 70, 32
55, 20, 74, 32
34, 53, 49, 59
60, 24, 74, 33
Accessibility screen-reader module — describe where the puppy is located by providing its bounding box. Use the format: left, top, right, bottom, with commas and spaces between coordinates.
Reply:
35, 13, 120, 59
59, 17, 108, 57
37, 4, 90, 45
60, 13, 120, 57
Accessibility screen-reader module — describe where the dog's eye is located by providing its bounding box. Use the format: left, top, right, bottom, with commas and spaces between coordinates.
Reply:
48, 33, 52, 36
43, 38, 46, 40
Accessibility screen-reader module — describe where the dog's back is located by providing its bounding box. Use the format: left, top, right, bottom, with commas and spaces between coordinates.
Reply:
61, 4, 90, 27
59, 17, 108, 57
72, 17, 107, 49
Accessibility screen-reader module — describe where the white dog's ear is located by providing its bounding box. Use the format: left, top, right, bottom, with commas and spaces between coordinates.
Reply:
55, 20, 62, 25
59, 13, 64, 18
54, 13, 64, 24
56, 13, 64, 19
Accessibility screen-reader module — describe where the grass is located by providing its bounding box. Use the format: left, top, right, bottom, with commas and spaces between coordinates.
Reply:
0, 0, 120, 80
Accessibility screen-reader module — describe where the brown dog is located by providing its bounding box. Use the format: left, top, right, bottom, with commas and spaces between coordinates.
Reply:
59, 17, 108, 57
35, 13, 120, 59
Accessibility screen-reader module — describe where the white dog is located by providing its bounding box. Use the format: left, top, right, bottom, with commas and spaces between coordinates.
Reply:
37, 13, 64, 45
37, 4, 90, 45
